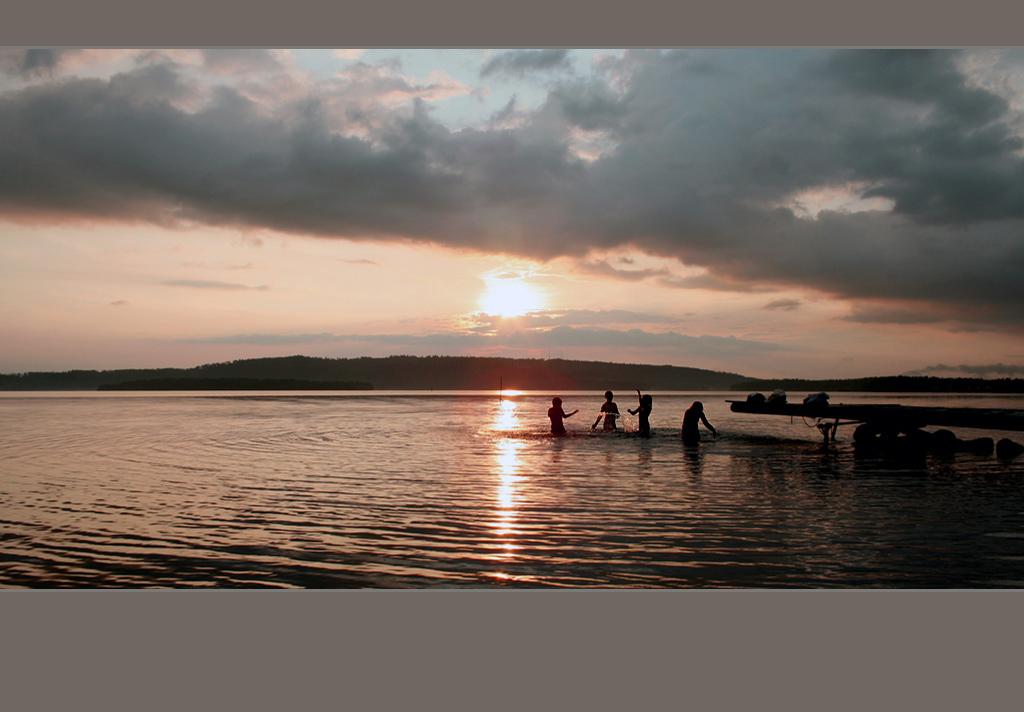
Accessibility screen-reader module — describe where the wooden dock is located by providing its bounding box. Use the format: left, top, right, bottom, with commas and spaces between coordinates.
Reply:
728, 400, 1024, 433
729, 397, 1024, 457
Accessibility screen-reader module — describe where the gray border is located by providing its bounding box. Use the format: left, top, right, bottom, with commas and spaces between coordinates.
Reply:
5, 590, 1023, 708
3, 0, 1024, 46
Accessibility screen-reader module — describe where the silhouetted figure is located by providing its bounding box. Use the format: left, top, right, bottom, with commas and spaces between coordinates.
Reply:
592, 390, 620, 431
628, 390, 653, 438
548, 397, 579, 436
682, 401, 716, 445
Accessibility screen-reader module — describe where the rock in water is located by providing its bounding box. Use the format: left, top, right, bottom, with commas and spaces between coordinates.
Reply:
995, 438, 1024, 460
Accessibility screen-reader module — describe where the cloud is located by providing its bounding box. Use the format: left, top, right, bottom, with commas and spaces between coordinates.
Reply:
566, 50, 1024, 323
333, 50, 367, 61
181, 332, 340, 345
839, 304, 949, 324
324, 60, 470, 112
181, 324, 782, 358
471, 309, 680, 328
764, 299, 801, 311
528, 309, 678, 326
573, 259, 670, 282
0, 49, 150, 79
182, 260, 255, 270
480, 50, 573, 79
542, 79, 628, 132
655, 272, 774, 293
3, 49, 1024, 331
510, 326, 781, 356
339, 258, 378, 265
0, 48, 79, 77
575, 259, 774, 292
163, 280, 270, 291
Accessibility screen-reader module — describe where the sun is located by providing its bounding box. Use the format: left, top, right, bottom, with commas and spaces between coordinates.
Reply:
479, 277, 544, 317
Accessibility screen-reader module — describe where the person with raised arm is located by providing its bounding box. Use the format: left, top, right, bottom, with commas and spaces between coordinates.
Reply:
628, 389, 653, 438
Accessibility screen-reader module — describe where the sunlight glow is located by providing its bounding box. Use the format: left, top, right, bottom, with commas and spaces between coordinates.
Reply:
479, 277, 544, 317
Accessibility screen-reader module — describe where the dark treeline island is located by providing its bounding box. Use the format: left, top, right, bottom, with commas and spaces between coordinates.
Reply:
2, 355, 1023, 393
98, 378, 373, 391
3, 355, 742, 391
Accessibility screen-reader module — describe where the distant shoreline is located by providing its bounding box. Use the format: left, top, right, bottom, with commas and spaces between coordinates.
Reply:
2, 354, 1023, 393
0, 354, 747, 391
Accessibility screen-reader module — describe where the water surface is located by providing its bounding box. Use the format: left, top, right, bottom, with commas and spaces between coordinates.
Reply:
2, 391, 1023, 588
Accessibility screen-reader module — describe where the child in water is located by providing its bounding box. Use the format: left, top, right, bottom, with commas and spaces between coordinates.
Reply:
628, 390, 653, 437
548, 397, 579, 435
682, 401, 717, 445
592, 391, 620, 431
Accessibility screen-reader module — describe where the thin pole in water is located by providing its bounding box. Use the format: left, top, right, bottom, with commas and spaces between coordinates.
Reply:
499, 377, 503, 402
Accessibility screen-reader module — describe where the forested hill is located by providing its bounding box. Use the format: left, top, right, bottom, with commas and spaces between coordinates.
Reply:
0, 355, 748, 391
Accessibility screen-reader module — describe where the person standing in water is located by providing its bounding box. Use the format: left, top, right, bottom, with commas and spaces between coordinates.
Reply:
548, 397, 579, 436
628, 389, 653, 438
682, 401, 717, 445
592, 390, 620, 431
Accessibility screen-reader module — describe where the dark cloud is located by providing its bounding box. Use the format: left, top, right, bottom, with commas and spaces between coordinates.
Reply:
823, 50, 1007, 124
569, 50, 1024, 325
0, 71, 483, 241
819, 51, 1024, 225
544, 80, 627, 132
0, 48, 80, 77
840, 303, 950, 324
3, 49, 1024, 331
480, 49, 573, 79
574, 259, 670, 282
575, 259, 773, 293
656, 272, 774, 293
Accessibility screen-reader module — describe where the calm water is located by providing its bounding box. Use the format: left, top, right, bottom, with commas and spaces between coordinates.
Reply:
3, 391, 1024, 588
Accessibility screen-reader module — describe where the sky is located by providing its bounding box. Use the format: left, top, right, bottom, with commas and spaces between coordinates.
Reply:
2, 47, 1024, 379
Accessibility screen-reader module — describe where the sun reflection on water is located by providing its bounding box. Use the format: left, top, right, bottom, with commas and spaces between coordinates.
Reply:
487, 400, 526, 562
491, 398, 521, 433
493, 440, 523, 541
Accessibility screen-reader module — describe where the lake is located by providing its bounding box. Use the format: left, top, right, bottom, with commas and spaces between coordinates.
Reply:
2, 390, 1023, 588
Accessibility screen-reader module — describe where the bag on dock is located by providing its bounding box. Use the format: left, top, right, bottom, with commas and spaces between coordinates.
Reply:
803, 392, 829, 407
